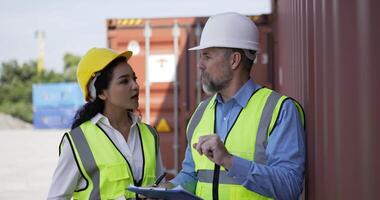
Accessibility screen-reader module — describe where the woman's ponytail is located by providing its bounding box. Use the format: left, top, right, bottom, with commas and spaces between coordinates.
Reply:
71, 98, 104, 129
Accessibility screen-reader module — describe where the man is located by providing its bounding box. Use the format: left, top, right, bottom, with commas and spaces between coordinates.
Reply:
168, 12, 306, 200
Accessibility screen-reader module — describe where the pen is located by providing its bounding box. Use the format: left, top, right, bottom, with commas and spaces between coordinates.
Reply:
153, 172, 167, 187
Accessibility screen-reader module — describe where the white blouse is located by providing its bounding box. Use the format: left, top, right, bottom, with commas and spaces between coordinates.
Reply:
47, 113, 165, 199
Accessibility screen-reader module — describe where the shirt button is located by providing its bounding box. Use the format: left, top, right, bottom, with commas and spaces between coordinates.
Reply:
224, 117, 227, 121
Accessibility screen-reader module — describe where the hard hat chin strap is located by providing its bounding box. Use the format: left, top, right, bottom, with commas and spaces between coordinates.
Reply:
88, 72, 101, 102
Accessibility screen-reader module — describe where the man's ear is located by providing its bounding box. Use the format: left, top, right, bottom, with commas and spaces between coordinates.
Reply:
230, 52, 242, 70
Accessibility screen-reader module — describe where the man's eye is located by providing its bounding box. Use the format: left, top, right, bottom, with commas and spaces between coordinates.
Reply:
201, 55, 210, 59
120, 79, 129, 84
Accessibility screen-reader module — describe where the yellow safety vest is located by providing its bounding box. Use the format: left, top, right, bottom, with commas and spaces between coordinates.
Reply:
62, 121, 158, 199
189, 88, 304, 200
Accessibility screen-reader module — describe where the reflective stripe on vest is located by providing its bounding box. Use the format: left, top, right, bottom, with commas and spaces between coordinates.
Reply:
70, 127, 100, 199
66, 121, 157, 199
254, 91, 281, 164
190, 88, 304, 200
198, 169, 239, 185
186, 97, 212, 143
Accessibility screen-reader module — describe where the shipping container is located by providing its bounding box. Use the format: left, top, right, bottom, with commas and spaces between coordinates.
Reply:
272, 0, 380, 199
106, 15, 273, 175
32, 82, 84, 107
33, 106, 79, 129
32, 82, 84, 129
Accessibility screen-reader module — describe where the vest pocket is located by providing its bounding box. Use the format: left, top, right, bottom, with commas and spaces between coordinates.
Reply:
104, 164, 132, 199
195, 182, 209, 199
232, 186, 273, 200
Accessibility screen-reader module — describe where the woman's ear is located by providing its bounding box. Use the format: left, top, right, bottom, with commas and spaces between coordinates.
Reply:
98, 91, 107, 101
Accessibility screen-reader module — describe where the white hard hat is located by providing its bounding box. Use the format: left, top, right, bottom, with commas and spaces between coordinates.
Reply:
189, 12, 260, 51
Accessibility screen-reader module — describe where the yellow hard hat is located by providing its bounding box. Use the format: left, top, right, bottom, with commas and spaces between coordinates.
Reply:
77, 47, 132, 101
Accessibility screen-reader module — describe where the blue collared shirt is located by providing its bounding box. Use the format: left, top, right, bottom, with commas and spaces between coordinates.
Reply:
170, 79, 306, 200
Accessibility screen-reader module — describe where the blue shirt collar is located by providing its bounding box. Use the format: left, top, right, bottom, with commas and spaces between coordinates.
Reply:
214, 79, 262, 108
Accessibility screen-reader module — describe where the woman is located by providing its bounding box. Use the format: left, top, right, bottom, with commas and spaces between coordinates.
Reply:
47, 48, 165, 199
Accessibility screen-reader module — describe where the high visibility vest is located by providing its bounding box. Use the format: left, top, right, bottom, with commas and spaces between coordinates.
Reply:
62, 121, 158, 199
189, 88, 305, 200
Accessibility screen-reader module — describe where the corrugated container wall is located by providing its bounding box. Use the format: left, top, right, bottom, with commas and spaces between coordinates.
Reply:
272, 0, 380, 199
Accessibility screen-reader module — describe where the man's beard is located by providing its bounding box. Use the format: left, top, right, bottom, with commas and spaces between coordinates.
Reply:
201, 66, 232, 94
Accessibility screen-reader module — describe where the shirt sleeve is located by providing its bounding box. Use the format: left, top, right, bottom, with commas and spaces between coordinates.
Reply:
227, 99, 306, 200
169, 143, 198, 193
47, 135, 83, 200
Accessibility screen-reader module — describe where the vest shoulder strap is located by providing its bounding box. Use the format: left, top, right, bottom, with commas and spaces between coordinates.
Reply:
186, 96, 213, 143
255, 89, 305, 164
254, 89, 283, 164
58, 132, 68, 156
68, 124, 100, 198
143, 123, 160, 157
289, 97, 306, 129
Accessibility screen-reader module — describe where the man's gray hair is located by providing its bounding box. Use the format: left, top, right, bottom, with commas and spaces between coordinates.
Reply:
224, 48, 256, 72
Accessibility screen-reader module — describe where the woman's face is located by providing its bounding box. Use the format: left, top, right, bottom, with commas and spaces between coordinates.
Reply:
100, 62, 139, 111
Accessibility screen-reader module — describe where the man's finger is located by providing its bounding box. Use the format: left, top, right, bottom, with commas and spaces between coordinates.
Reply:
193, 142, 203, 155
200, 139, 215, 156
193, 135, 210, 154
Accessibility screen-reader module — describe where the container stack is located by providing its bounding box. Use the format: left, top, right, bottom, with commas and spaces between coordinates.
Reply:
32, 82, 84, 129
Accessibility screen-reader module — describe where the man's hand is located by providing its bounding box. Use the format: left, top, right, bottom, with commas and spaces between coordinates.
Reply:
193, 134, 233, 169
157, 181, 175, 189
144, 181, 175, 200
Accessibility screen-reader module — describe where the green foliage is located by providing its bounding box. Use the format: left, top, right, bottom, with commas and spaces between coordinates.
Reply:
0, 101, 33, 122
63, 53, 81, 82
0, 52, 80, 123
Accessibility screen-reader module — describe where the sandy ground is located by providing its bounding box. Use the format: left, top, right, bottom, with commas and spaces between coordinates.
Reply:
0, 129, 66, 200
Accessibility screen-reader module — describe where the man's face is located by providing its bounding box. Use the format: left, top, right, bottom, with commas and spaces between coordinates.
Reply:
198, 48, 233, 94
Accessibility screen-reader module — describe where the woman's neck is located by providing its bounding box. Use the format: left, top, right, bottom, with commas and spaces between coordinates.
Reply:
103, 107, 132, 137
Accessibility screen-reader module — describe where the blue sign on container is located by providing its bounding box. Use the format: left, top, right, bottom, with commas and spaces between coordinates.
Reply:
32, 82, 84, 107
33, 106, 80, 129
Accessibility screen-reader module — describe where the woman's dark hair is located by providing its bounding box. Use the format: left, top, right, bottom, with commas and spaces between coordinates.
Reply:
71, 57, 127, 129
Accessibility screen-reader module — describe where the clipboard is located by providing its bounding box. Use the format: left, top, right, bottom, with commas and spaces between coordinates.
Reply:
128, 185, 203, 200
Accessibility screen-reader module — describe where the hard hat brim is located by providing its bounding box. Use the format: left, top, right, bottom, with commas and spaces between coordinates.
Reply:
188, 45, 260, 52
117, 50, 133, 61
188, 45, 205, 51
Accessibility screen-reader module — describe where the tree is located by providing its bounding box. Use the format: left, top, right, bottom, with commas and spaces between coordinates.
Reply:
0, 60, 64, 122
0, 53, 81, 123
63, 53, 81, 82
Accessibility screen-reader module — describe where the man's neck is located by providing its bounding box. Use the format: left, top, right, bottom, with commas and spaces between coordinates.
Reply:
219, 76, 250, 102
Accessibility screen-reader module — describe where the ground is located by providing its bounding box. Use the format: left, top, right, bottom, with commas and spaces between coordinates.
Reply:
0, 129, 64, 199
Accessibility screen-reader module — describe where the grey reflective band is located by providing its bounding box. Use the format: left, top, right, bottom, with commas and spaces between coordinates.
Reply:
254, 91, 282, 164
198, 169, 240, 185
187, 97, 212, 143
145, 124, 159, 157
70, 127, 100, 199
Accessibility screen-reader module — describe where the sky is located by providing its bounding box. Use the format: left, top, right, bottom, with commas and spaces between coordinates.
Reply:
0, 0, 271, 72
